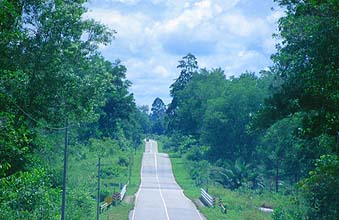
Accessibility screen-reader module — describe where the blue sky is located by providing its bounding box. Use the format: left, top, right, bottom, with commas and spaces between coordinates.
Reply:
85, 0, 284, 107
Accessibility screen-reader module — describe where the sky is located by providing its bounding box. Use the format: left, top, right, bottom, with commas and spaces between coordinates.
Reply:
85, 0, 284, 107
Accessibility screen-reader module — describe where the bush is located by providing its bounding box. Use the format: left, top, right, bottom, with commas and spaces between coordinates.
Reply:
272, 205, 306, 220
0, 168, 60, 220
300, 154, 339, 220
185, 159, 210, 186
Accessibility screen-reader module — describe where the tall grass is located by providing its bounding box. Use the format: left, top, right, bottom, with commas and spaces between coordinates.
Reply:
169, 154, 289, 220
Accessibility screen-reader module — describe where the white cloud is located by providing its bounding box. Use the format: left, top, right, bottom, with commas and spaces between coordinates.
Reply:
101, 0, 141, 5
159, 1, 214, 32
85, 0, 282, 106
85, 9, 150, 39
267, 9, 285, 23
154, 65, 170, 77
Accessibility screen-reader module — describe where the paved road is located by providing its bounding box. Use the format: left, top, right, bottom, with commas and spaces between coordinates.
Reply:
130, 140, 204, 220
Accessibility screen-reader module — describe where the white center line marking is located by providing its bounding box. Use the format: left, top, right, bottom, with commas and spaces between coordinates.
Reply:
154, 151, 170, 220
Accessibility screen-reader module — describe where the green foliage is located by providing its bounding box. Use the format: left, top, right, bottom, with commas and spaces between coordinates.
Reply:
265, 0, 339, 137
201, 72, 268, 162
300, 154, 339, 220
1, 0, 115, 125
169, 53, 198, 97
166, 68, 270, 164
160, 134, 199, 156
0, 112, 32, 176
185, 159, 210, 186
162, 0, 339, 218
167, 53, 199, 131
257, 1, 339, 217
211, 158, 263, 190
150, 97, 166, 134
168, 149, 289, 220
173, 68, 226, 136
0, 1, 146, 219
258, 114, 305, 191
272, 207, 305, 220
98, 60, 135, 138
165, 66, 273, 190
0, 168, 60, 220
66, 189, 96, 220
185, 144, 208, 161
63, 138, 138, 219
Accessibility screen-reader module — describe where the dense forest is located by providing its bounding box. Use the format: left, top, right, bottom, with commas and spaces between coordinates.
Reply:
152, 0, 339, 219
0, 0, 149, 219
1, 0, 338, 220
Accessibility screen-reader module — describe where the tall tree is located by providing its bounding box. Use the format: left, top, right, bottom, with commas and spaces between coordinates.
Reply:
150, 97, 166, 134
171, 68, 226, 137
167, 53, 198, 132
98, 60, 134, 138
170, 53, 199, 96
201, 73, 268, 162
1, 0, 115, 126
0, 1, 127, 218
257, 0, 339, 218
258, 115, 304, 192
0, 0, 115, 175
261, 0, 339, 138
135, 105, 151, 134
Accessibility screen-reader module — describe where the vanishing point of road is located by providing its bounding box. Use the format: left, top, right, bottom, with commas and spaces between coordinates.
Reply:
130, 140, 204, 220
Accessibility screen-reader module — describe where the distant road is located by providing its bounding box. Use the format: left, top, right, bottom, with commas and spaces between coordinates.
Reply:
130, 140, 204, 220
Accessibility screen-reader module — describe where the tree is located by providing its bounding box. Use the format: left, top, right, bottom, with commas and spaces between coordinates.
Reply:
256, 0, 339, 217
0, 1, 126, 219
150, 98, 166, 120
0, 0, 116, 174
98, 60, 134, 138
170, 53, 198, 96
150, 97, 166, 134
300, 154, 339, 220
134, 105, 151, 134
173, 68, 226, 137
258, 115, 304, 192
210, 158, 261, 190
261, 0, 339, 138
201, 73, 268, 162
166, 53, 198, 132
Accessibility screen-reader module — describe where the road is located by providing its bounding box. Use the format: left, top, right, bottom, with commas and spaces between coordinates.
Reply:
130, 140, 204, 220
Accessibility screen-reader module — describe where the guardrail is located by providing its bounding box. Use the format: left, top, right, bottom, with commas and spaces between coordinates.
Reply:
259, 204, 274, 213
100, 202, 109, 212
120, 182, 128, 200
100, 181, 129, 213
218, 197, 227, 214
200, 188, 215, 207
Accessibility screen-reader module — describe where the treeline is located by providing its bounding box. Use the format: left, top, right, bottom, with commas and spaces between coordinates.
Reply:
152, 1, 339, 219
0, 1, 148, 219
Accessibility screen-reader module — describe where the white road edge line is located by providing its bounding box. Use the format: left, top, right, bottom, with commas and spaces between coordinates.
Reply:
165, 142, 204, 220
154, 152, 170, 220
132, 149, 145, 220
180, 190, 204, 220
133, 140, 202, 220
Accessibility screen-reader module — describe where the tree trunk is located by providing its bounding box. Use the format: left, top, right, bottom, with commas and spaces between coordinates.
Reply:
275, 161, 279, 193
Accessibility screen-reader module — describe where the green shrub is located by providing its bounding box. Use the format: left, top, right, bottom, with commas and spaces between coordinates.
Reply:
0, 168, 60, 220
300, 154, 339, 220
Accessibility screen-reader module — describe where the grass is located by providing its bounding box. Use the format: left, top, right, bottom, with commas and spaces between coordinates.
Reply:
99, 142, 144, 219
159, 144, 289, 220
104, 138, 286, 220
49, 137, 145, 220
169, 157, 278, 220
99, 202, 134, 220
157, 139, 164, 153
127, 144, 144, 195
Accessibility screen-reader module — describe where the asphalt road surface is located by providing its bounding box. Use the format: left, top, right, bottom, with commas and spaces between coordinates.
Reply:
130, 140, 204, 220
